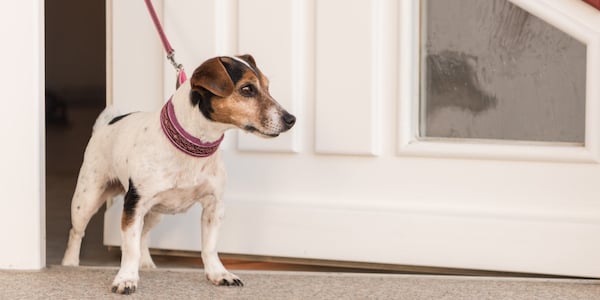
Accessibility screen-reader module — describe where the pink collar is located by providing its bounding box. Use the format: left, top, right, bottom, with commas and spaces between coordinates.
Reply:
160, 99, 224, 157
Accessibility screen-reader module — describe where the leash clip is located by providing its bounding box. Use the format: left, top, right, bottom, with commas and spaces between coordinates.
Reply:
167, 51, 183, 71
167, 51, 187, 88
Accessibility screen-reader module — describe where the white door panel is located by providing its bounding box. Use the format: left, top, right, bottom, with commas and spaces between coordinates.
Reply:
105, 0, 600, 277
315, 0, 381, 155
237, 0, 300, 152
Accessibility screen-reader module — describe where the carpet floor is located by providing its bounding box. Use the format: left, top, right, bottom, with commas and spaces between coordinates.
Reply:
1, 265, 599, 300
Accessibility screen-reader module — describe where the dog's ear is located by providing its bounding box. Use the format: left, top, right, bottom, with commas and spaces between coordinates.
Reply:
190, 57, 234, 97
236, 54, 258, 70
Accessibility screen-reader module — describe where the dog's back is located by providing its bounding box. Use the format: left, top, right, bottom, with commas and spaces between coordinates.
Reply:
93, 106, 122, 131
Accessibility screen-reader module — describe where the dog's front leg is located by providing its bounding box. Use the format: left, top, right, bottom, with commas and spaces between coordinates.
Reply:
111, 214, 143, 294
201, 197, 243, 287
112, 179, 146, 294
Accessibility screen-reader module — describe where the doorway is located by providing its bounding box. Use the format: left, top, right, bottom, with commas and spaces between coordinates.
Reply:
44, 0, 116, 266
43, 0, 348, 273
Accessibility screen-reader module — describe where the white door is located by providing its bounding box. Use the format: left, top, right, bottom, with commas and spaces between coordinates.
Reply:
105, 0, 600, 277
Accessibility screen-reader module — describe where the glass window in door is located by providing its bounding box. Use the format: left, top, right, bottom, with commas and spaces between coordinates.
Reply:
421, 0, 587, 144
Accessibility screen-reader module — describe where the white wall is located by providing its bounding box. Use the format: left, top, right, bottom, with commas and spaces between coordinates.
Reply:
0, 1, 45, 269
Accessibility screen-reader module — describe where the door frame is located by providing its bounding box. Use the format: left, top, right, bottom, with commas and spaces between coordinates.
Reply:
0, 0, 46, 270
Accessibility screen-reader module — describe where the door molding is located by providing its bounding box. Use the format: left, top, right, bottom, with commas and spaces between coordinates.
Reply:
0, 0, 45, 270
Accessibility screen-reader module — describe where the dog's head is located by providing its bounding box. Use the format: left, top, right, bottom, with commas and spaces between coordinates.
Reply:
189, 55, 296, 138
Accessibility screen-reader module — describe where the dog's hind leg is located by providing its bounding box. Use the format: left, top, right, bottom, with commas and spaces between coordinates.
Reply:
62, 162, 123, 266
139, 211, 161, 269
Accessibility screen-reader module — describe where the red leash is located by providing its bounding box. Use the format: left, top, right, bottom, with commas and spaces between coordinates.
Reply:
144, 0, 187, 87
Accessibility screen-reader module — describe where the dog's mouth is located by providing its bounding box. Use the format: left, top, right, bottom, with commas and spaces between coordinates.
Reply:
243, 125, 279, 138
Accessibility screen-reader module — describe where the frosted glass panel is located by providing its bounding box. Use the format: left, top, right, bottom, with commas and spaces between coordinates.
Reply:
421, 0, 586, 143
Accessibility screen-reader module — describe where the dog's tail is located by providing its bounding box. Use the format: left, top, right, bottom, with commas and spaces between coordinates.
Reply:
93, 105, 120, 131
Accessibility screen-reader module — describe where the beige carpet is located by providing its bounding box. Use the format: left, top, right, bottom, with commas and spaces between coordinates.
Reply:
1, 265, 598, 300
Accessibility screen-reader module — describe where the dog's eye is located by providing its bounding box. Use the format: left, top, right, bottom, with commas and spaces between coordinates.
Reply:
240, 84, 257, 97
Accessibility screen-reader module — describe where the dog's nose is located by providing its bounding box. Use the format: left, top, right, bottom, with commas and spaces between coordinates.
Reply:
282, 113, 296, 130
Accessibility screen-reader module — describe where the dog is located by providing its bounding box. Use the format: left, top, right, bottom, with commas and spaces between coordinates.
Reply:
61, 54, 296, 294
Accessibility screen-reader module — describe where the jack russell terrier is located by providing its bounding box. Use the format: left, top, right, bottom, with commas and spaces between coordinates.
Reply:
61, 55, 296, 294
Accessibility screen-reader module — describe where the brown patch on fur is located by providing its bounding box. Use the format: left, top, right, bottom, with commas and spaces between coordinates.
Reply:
190, 55, 289, 136
237, 54, 270, 88
121, 213, 131, 230
210, 71, 261, 125
237, 54, 257, 69
190, 58, 234, 97
208, 64, 281, 134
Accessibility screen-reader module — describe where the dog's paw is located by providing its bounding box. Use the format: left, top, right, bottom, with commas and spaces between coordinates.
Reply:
61, 247, 80, 266
140, 260, 156, 269
139, 255, 157, 269
61, 257, 79, 267
111, 274, 139, 294
111, 280, 137, 295
206, 271, 244, 287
